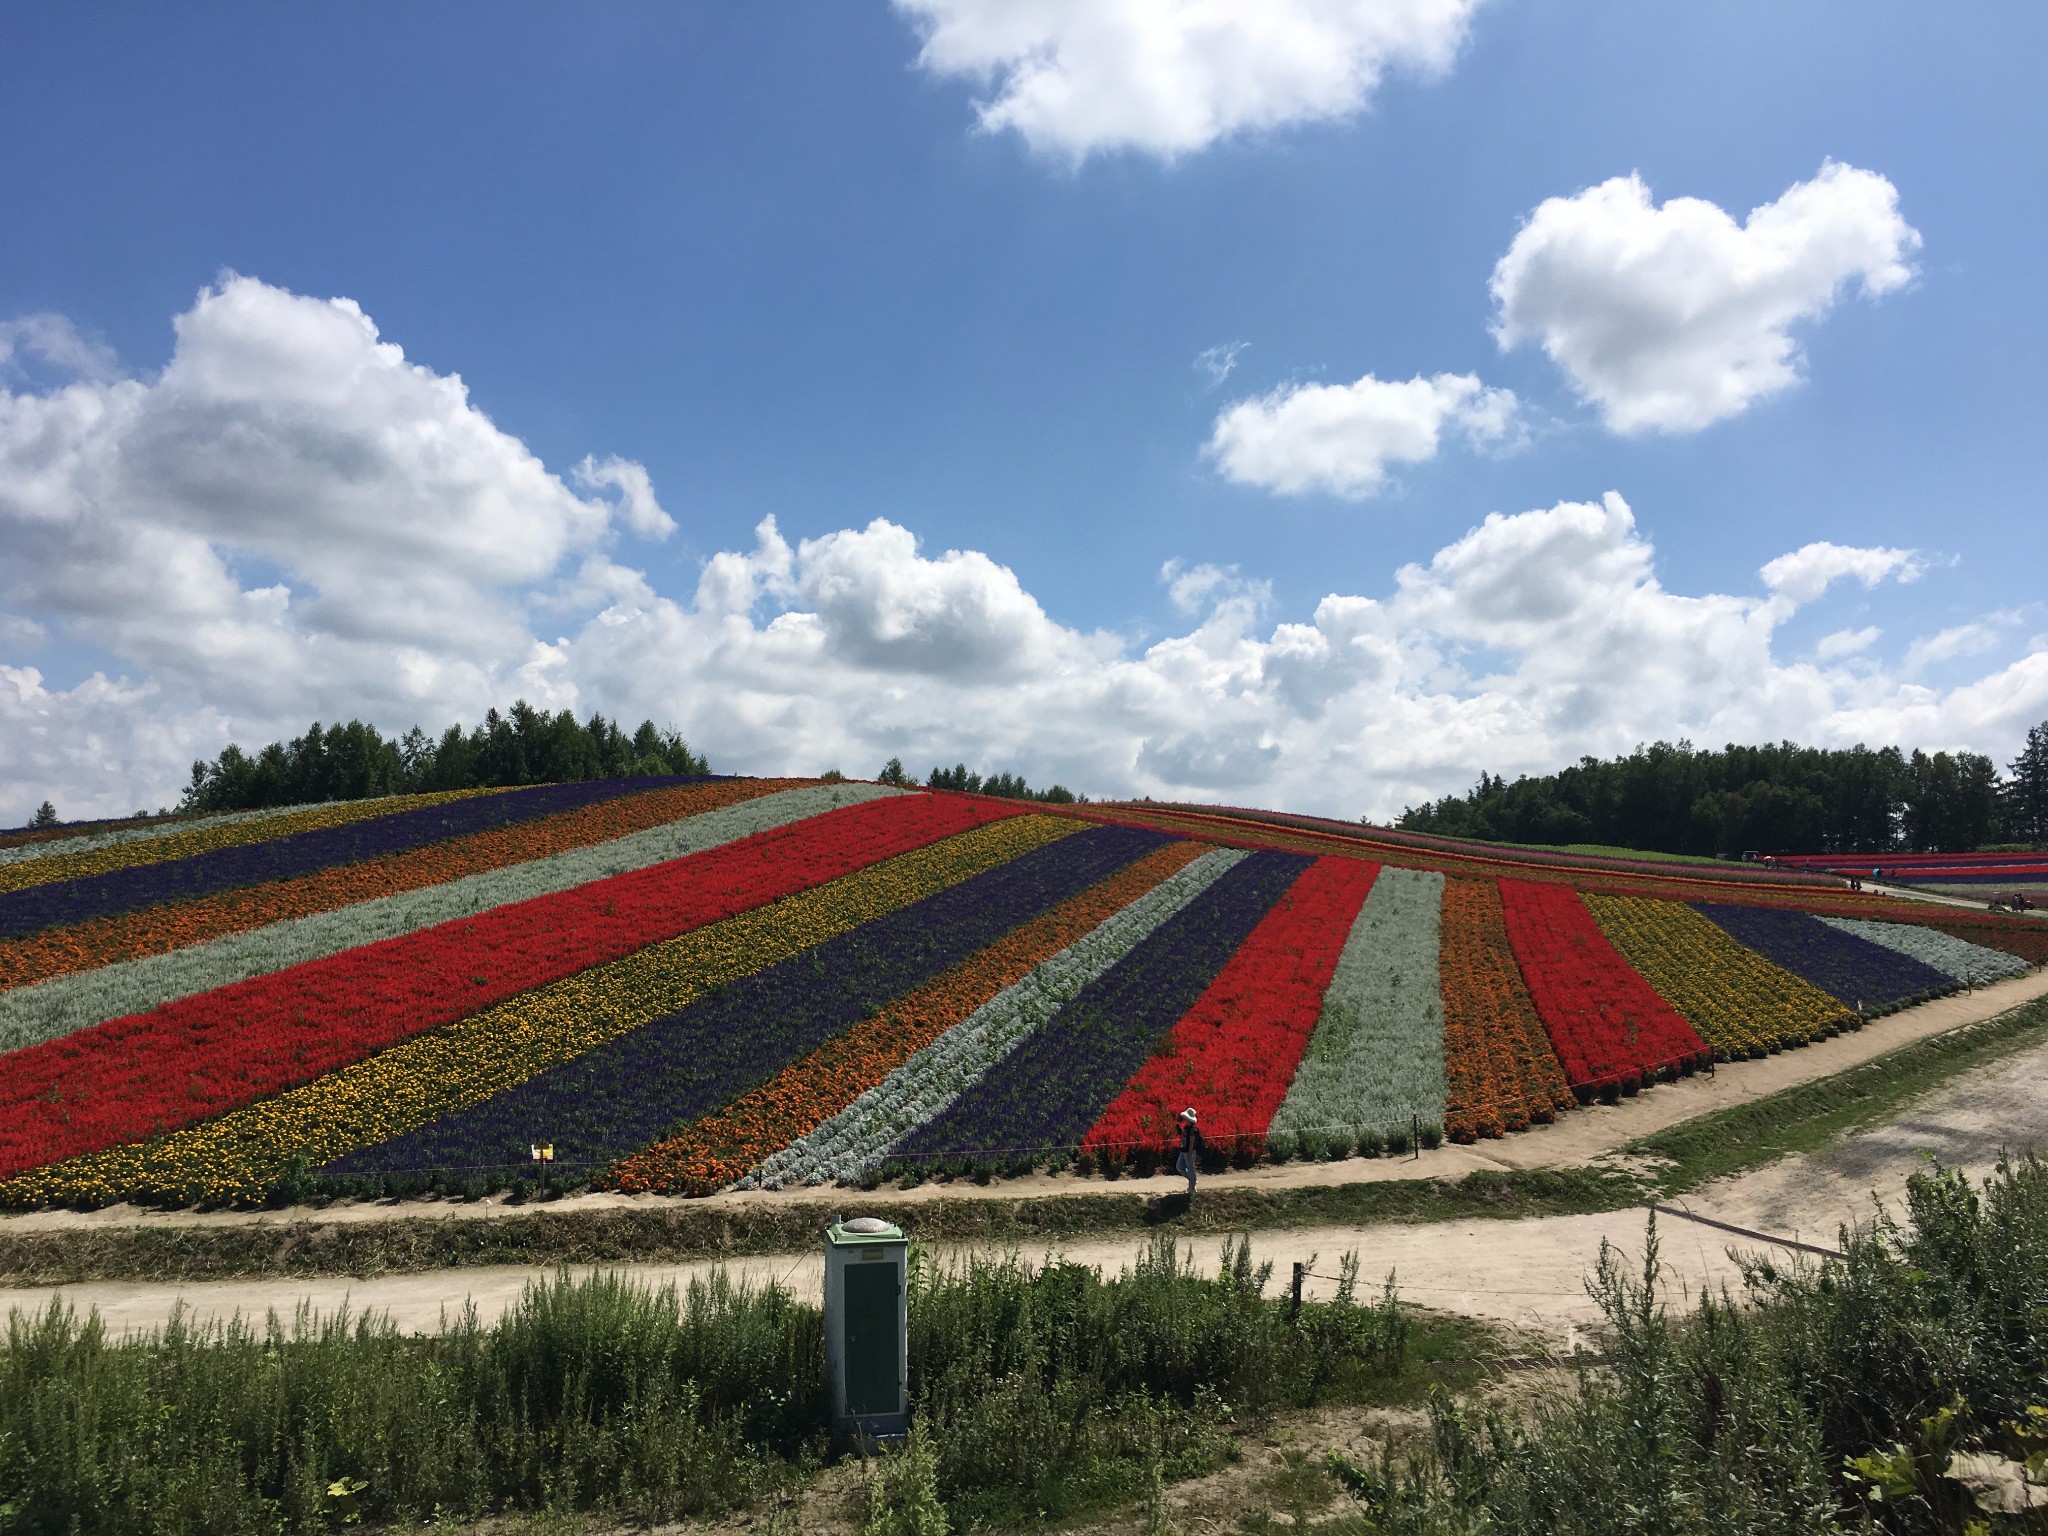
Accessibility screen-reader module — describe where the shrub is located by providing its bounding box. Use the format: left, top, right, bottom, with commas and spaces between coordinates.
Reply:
1354, 1157, 2048, 1536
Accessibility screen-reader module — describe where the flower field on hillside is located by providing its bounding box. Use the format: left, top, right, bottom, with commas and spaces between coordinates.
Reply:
0, 777, 2038, 1207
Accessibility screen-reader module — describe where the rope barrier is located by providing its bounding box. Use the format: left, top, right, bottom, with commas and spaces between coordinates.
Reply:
1647, 1202, 1845, 1261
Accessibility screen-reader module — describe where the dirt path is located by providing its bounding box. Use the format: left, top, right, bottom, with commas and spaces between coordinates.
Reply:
5, 966, 2041, 1244
11, 1026, 2044, 1348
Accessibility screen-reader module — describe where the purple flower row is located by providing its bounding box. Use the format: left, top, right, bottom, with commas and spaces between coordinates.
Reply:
318, 821, 1171, 1186
888, 849, 1311, 1166
0, 777, 708, 941
1692, 902, 1956, 1016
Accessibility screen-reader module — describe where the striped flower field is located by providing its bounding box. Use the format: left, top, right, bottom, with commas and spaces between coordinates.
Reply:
0, 776, 2041, 1207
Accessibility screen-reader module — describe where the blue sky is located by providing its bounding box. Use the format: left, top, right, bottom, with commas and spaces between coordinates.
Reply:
2, 2, 2044, 823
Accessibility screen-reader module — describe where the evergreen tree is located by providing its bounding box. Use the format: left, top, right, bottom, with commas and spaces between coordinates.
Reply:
876, 757, 911, 786
179, 702, 708, 813
927, 763, 983, 793
1396, 736, 2007, 856
2005, 719, 2048, 846
29, 800, 57, 828
925, 761, 1080, 802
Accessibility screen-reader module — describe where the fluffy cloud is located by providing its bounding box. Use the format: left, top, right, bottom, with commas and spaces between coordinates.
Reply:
1205, 371, 1518, 498
1759, 540, 1924, 608
0, 275, 669, 812
1492, 162, 1921, 433
1905, 623, 1999, 673
1816, 626, 1880, 661
6, 282, 2045, 828
1, 314, 121, 384
895, 0, 1482, 162
553, 490, 2042, 819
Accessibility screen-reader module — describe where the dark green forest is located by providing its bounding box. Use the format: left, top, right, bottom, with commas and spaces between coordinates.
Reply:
1397, 720, 2048, 856
171, 710, 1086, 819
179, 704, 709, 814
82, 705, 2048, 857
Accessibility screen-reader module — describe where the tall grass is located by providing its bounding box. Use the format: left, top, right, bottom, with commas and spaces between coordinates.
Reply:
1334, 1156, 2048, 1536
0, 1235, 1421, 1534
0, 1270, 802, 1534
911, 1237, 1412, 1525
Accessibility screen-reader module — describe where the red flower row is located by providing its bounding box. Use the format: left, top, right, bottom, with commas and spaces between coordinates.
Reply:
1082, 855, 1377, 1154
1497, 878, 1709, 1101
0, 793, 1013, 1181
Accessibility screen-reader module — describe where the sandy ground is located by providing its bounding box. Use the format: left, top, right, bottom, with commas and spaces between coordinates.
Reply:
1867, 880, 2048, 910
5, 963, 2043, 1246
10, 1016, 2045, 1350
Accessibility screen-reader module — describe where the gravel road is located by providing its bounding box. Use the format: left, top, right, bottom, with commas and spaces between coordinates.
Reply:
9, 1015, 2044, 1348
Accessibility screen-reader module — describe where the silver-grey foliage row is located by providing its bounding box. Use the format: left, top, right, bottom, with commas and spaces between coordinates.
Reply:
1817, 914, 2032, 987
742, 848, 1250, 1190
1267, 866, 1445, 1157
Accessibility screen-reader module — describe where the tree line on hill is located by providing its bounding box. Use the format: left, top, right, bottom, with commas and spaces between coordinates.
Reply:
1397, 719, 2048, 856
876, 757, 1082, 803
165, 706, 1086, 821
179, 704, 709, 814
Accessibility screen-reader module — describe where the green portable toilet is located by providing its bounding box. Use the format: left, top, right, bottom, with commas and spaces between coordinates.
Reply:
824, 1216, 909, 1442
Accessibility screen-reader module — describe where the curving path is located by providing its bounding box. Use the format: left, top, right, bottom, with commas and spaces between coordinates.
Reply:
6, 1013, 2046, 1348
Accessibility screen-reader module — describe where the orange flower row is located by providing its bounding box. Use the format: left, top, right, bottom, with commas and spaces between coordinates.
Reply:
0, 779, 790, 992
1439, 876, 1572, 1142
604, 838, 1211, 1195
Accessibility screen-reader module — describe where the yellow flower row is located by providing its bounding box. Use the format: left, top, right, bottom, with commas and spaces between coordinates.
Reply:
5, 812, 1079, 1207
1584, 894, 1854, 1059
0, 787, 502, 894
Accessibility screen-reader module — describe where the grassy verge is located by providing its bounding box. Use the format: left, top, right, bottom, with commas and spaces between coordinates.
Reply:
0, 1169, 1640, 1287
1473, 838, 1735, 867
5, 995, 2041, 1287
1631, 990, 2048, 1192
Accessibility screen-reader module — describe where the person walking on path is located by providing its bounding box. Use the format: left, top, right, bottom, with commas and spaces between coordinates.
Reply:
1174, 1107, 1206, 1197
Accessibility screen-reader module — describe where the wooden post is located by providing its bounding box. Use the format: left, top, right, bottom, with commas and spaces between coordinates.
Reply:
1412, 1115, 1420, 1160
1291, 1261, 1305, 1321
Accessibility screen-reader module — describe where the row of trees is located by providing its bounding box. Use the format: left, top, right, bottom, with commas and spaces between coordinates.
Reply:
878, 758, 1082, 804
180, 704, 709, 814
173, 713, 1094, 819
1396, 721, 2048, 855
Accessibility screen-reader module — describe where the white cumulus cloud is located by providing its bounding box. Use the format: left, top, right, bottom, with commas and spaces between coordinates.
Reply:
1815, 626, 1880, 661
0, 275, 672, 813
573, 454, 675, 541
1492, 161, 1921, 434
1760, 540, 1924, 608
895, 0, 1483, 162
1905, 623, 1999, 673
1, 314, 121, 384
5, 283, 2044, 829
1205, 371, 1518, 498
